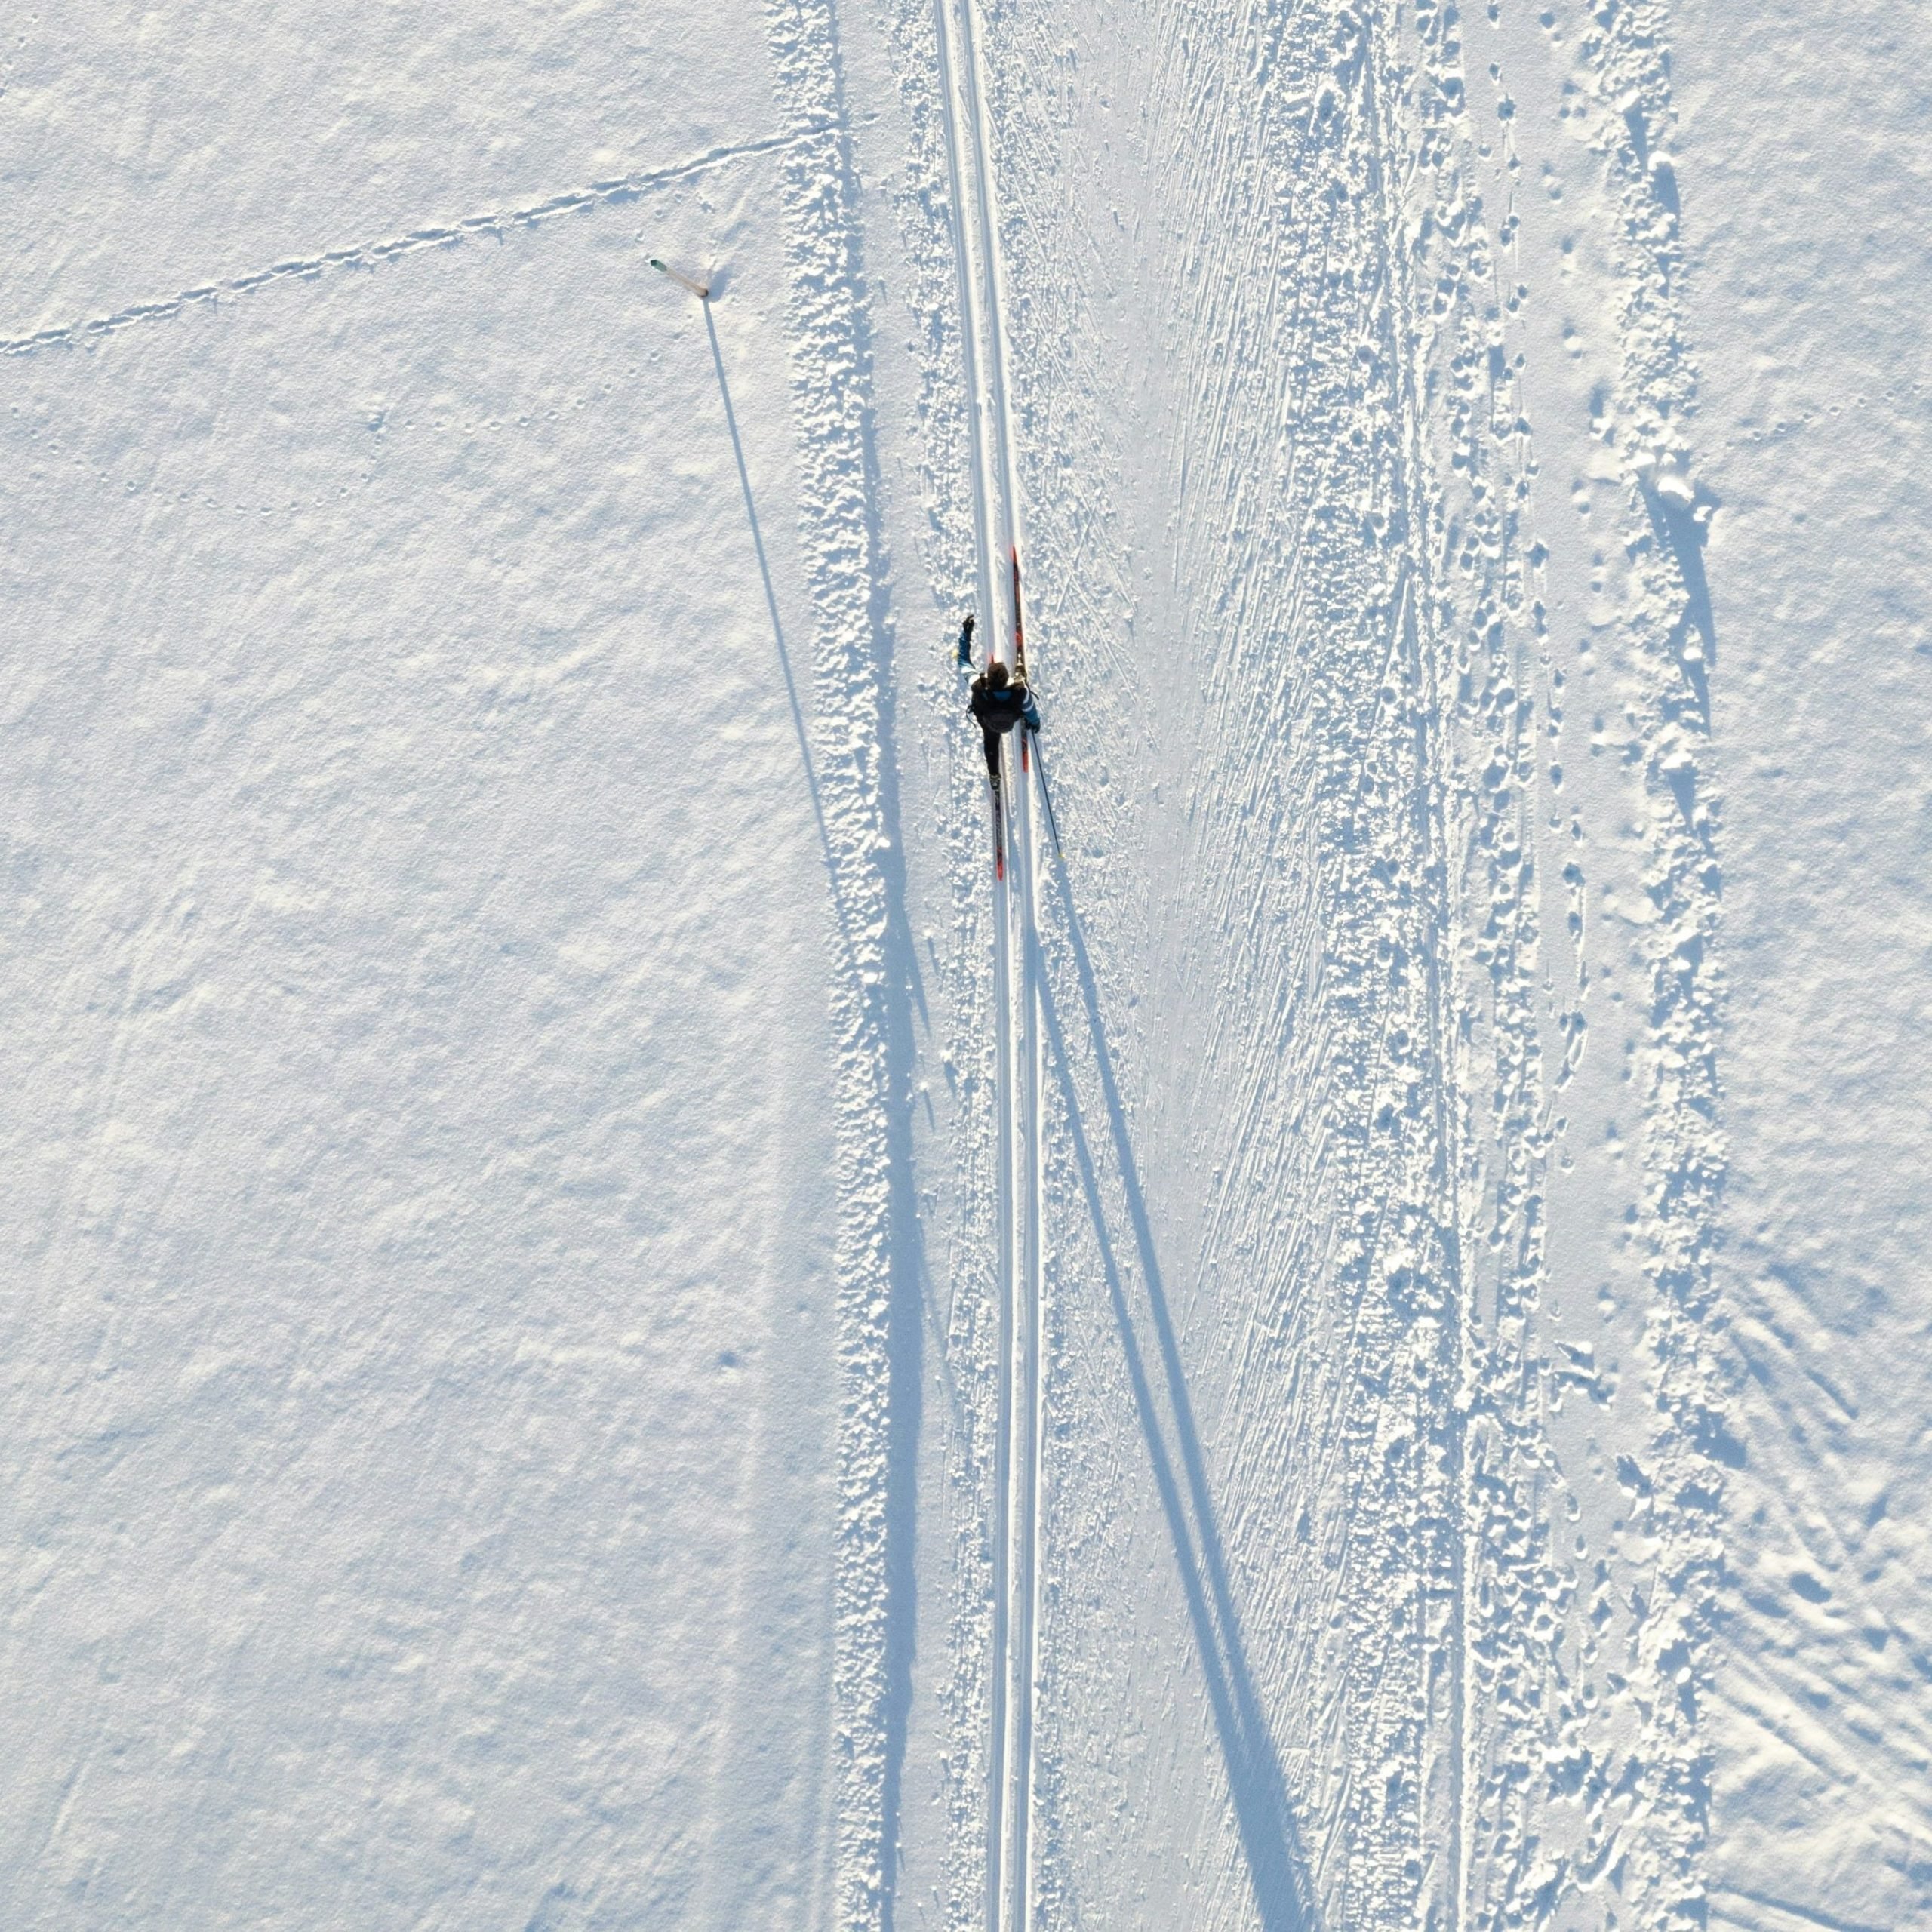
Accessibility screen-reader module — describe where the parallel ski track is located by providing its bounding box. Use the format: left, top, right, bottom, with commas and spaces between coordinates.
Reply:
928, 0, 1042, 1926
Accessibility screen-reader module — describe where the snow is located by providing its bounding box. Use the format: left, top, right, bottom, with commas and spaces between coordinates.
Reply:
5, 0, 1928, 1927
1676, 0, 1932, 1921
2, 13, 843, 1921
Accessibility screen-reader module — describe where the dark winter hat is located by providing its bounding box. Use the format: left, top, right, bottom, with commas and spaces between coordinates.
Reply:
989, 660, 1011, 687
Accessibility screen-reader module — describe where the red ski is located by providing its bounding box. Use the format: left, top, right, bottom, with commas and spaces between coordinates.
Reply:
1011, 547, 1029, 774
1011, 546, 1026, 678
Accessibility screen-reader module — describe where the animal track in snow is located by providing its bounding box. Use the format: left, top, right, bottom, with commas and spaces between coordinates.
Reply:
0, 123, 838, 358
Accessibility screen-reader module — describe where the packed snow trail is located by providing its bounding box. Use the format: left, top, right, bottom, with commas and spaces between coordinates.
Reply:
876, 0, 1484, 1920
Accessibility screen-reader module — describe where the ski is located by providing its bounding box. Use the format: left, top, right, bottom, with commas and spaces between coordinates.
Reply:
1011, 548, 1029, 773
991, 768, 1006, 881
1011, 546, 1026, 680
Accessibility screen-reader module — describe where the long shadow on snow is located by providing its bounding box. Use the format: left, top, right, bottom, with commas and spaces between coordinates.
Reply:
708, 303, 857, 958
1037, 858, 1316, 1932
707, 257, 928, 1927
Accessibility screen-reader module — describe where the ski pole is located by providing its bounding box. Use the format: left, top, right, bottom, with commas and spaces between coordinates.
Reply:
1010, 546, 1026, 678
650, 257, 711, 300
1032, 735, 1064, 863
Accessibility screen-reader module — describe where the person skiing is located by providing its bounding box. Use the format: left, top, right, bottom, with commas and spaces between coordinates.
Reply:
968, 656, 1040, 786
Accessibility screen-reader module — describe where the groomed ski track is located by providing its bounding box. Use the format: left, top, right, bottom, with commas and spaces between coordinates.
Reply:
928, 0, 1044, 1923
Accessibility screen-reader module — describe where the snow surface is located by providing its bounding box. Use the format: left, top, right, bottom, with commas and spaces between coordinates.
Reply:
4, 1, 1927, 1928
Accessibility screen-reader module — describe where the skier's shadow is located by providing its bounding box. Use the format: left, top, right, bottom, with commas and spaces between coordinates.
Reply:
706, 301, 858, 964
1035, 855, 1316, 1932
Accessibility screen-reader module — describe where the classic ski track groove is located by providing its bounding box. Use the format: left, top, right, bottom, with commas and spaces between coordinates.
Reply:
0, 123, 839, 357
928, 0, 1040, 1923
924, 6, 1014, 1922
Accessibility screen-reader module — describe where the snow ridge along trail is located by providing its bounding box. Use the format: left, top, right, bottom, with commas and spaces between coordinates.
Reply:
928, 0, 1044, 1918
760, 2, 928, 1923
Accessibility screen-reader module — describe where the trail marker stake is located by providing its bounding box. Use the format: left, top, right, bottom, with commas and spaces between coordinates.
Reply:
650, 257, 711, 300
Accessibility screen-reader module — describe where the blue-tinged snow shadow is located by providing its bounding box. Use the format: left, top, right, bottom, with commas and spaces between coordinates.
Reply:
1036, 858, 1317, 1932
1644, 481, 1719, 734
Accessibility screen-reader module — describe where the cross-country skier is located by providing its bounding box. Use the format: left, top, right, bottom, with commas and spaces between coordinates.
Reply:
968, 657, 1040, 786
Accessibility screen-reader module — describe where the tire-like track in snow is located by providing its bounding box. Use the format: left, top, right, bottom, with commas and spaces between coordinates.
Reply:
927, 3, 1041, 1927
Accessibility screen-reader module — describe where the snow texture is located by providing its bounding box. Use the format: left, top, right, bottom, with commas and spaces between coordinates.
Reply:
4, 1, 1927, 1928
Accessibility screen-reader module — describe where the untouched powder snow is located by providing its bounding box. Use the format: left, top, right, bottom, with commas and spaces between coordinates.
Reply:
4, 1, 1927, 1928
1676, 2, 1932, 1924
2, 10, 851, 1922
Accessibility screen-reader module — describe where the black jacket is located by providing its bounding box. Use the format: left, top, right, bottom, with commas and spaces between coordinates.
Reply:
969, 673, 1039, 734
